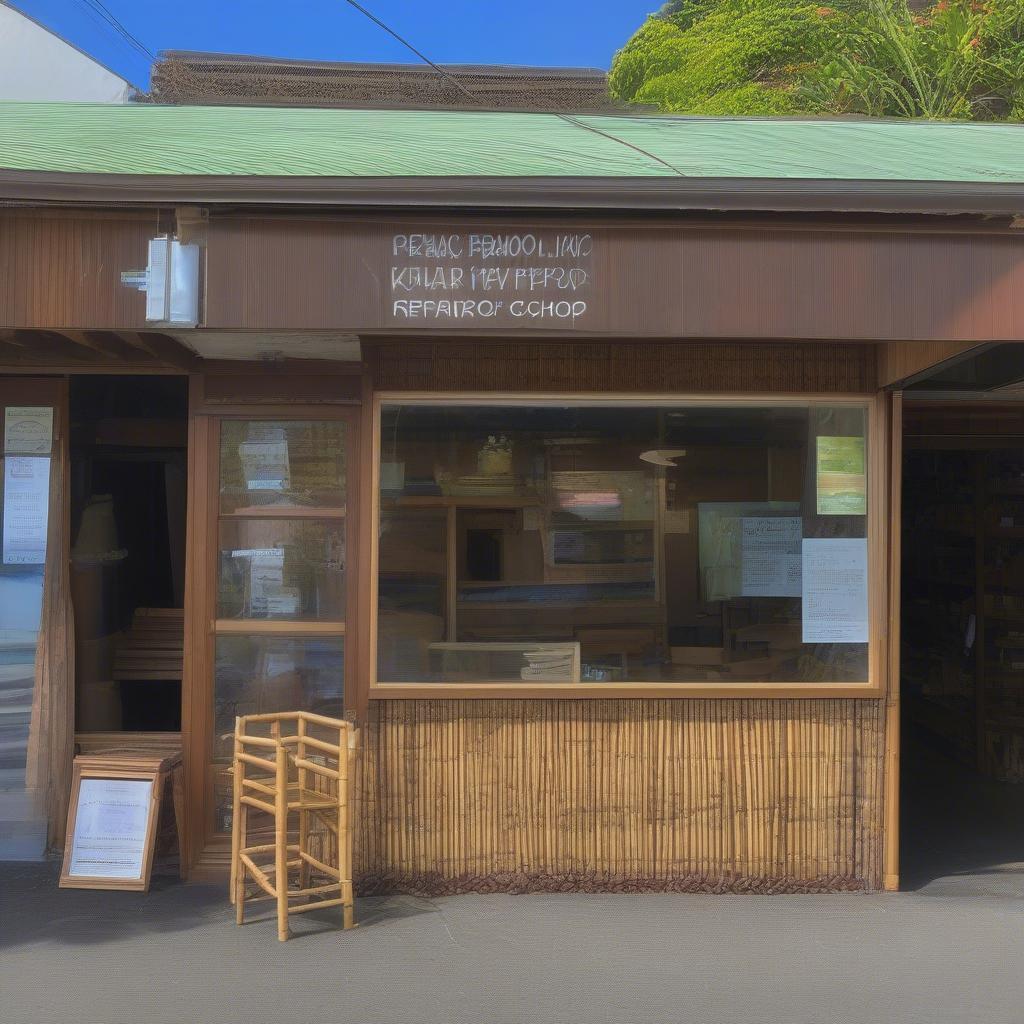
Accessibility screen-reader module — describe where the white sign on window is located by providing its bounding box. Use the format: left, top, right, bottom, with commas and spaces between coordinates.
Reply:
740, 517, 802, 597
801, 538, 869, 644
4, 407, 53, 454
239, 427, 290, 492
3, 456, 50, 564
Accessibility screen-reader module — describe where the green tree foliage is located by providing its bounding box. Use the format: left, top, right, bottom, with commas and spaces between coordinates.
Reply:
609, 1, 1024, 120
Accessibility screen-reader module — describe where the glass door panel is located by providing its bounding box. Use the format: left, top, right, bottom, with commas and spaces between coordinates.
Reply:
218, 420, 346, 513
217, 519, 346, 621
210, 416, 350, 837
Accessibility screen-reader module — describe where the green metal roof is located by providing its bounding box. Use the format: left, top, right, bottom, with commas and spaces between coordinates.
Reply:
1, 102, 1023, 183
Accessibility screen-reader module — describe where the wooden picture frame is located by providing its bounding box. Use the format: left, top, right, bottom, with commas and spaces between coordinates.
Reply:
59, 752, 181, 892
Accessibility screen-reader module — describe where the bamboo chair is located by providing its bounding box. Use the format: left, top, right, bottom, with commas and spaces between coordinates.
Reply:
230, 711, 358, 941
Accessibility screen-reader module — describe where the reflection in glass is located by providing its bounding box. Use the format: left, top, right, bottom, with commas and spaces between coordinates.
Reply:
377, 404, 870, 685
0, 567, 44, 785
212, 635, 344, 761
219, 421, 346, 513
217, 519, 345, 620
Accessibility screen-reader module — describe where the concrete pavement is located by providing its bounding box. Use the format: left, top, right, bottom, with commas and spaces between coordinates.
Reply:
2, 861, 1023, 1024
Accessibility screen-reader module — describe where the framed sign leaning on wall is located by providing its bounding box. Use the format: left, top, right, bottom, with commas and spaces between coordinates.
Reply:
59, 750, 183, 892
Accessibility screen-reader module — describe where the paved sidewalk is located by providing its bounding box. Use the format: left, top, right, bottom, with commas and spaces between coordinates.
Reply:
2, 862, 1023, 1024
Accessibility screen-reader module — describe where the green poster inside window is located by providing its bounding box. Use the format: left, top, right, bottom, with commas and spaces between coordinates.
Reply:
816, 436, 866, 515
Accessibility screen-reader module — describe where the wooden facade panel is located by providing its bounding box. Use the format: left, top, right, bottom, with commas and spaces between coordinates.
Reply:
207, 215, 1024, 342
0, 214, 152, 329
878, 340, 984, 387
352, 698, 886, 894
368, 339, 876, 393
4, 211, 1022, 344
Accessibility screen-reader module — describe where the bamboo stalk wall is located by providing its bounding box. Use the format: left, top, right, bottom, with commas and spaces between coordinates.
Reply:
352, 698, 885, 895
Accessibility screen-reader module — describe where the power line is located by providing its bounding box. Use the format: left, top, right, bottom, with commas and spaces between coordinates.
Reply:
76, 0, 155, 63
340, 0, 686, 176
341, 0, 480, 103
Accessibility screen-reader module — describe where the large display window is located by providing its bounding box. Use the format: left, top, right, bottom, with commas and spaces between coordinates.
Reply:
372, 396, 884, 696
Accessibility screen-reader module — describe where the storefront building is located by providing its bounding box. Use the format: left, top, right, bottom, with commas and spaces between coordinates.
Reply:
3, 103, 1024, 891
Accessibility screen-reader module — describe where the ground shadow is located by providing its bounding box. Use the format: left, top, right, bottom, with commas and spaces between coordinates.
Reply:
0, 861, 437, 951
899, 724, 1024, 895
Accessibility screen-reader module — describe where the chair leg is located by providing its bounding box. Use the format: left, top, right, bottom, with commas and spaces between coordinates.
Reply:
298, 809, 310, 891
342, 880, 354, 930
232, 722, 244, 919
235, 800, 248, 925
275, 743, 290, 942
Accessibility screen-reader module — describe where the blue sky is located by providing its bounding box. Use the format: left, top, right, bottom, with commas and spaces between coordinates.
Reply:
12, 1, 658, 90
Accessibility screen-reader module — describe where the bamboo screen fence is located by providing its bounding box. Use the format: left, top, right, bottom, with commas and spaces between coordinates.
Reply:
349, 699, 885, 895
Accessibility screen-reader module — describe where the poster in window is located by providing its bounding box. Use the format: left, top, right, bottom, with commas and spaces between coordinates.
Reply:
697, 501, 799, 601
239, 426, 290, 492
4, 406, 52, 454
801, 538, 868, 644
816, 436, 867, 515
740, 517, 802, 597
2, 456, 50, 564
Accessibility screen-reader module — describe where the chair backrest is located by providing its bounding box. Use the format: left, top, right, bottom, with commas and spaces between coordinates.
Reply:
234, 710, 357, 780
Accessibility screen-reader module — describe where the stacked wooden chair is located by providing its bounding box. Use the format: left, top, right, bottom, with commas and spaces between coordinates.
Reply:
230, 711, 357, 941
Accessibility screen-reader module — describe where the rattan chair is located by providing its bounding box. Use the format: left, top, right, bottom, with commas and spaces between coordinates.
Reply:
230, 711, 357, 941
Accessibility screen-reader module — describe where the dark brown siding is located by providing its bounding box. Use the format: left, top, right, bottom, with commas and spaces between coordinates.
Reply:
207, 215, 1024, 342
0, 213, 152, 329
368, 339, 876, 393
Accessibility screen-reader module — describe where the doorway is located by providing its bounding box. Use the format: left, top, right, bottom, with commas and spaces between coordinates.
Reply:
70, 375, 188, 740
900, 401, 1024, 893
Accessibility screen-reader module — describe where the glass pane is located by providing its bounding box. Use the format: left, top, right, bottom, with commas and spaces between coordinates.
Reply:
212, 635, 344, 762
378, 404, 869, 685
378, 509, 446, 680
219, 420, 345, 513
0, 566, 44, 786
1, 448, 50, 844
217, 519, 345, 620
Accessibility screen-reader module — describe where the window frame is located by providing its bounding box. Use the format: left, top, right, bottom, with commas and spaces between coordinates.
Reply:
369, 391, 888, 699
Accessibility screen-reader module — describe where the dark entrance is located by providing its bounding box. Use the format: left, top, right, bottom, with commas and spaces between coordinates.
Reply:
900, 390, 1024, 894
70, 376, 188, 736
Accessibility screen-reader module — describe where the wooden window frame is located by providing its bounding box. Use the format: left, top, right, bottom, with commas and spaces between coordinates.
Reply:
368, 390, 888, 700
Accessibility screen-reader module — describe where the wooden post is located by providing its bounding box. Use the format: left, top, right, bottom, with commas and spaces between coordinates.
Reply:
275, 733, 289, 942
341, 723, 354, 930
269, 717, 288, 938
297, 716, 310, 891
231, 718, 244, 920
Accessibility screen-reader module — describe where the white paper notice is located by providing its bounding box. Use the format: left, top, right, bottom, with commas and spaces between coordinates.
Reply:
239, 427, 290, 492
4, 407, 53, 454
801, 538, 869, 644
68, 778, 152, 879
741, 517, 802, 597
3, 456, 50, 564
233, 548, 286, 616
